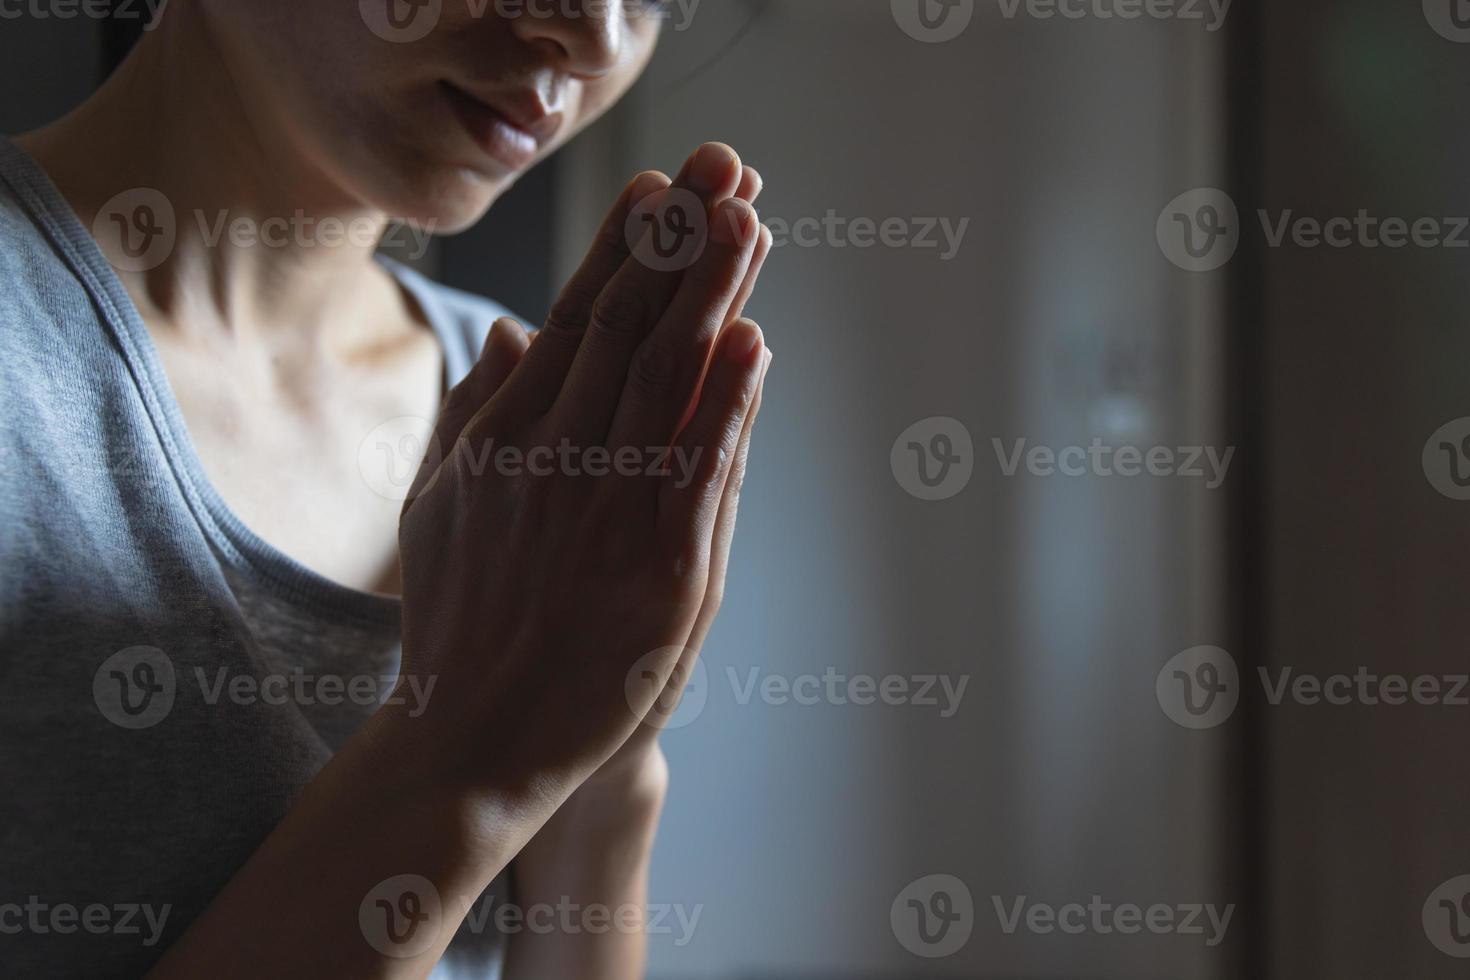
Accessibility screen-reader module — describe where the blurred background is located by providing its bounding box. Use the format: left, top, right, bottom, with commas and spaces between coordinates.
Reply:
5, 1, 1469, 977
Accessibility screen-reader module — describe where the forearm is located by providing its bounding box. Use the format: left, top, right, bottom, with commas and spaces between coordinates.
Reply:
503, 752, 667, 980
146, 703, 554, 979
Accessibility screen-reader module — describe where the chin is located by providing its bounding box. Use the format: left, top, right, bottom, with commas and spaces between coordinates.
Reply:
328, 90, 543, 237
397, 181, 506, 237
367, 154, 518, 237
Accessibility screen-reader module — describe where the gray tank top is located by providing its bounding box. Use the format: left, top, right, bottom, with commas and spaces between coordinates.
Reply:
0, 136, 512, 977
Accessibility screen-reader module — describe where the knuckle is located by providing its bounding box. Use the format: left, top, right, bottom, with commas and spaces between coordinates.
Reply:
690, 463, 725, 501
544, 285, 598, 339
685, 420, 745, 495
710, 390, 755, 449
629, 338, 681, 396
589, 289, 647, 341
716, 415, 746, 458
598, 216, 634, 254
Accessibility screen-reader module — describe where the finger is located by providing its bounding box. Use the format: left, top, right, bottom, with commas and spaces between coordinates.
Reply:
672, 346, 770, 672
669, 142, 746, 212
657, 320, 766, 547
493, 170, 667, 423
735, 165, 763, 205
666, 224, 772, 437
405, 317, 529, 508
551, 143, 745, 443
727, 224, 773, 326
604, 198, 760, 452
640, 338, 769, 737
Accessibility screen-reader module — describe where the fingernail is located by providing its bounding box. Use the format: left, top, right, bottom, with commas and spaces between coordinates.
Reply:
727, 324, 763, 365
711, 200, 754, 246
629, 170, 668, 205
690, 143, 737, 194
483, 317, 511, 356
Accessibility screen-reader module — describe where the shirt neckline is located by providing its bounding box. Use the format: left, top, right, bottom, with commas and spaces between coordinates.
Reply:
0, 135, 463, 629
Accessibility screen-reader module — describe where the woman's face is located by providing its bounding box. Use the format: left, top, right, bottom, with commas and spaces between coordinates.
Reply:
198, 1, 664, 231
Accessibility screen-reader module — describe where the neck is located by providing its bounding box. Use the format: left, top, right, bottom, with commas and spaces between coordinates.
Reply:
18, 6, 405, 344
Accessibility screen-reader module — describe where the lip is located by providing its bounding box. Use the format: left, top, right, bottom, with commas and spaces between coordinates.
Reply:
440, 81, 562, 174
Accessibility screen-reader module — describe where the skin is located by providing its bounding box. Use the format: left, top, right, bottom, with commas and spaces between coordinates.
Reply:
19, 1, 776, 976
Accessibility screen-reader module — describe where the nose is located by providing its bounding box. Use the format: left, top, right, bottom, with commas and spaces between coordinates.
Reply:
510, 0, 625, 79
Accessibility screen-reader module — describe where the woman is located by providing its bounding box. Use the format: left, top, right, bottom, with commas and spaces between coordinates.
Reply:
0, 1, 773, 976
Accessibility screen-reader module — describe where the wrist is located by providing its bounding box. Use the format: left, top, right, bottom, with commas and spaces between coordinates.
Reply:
517, 745, 667, 879
571, 743, 669, 827
358, 697, 568, 852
